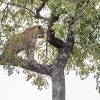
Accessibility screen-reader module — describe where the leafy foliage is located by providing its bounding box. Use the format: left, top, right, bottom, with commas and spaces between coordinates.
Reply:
0, 0, 100, 91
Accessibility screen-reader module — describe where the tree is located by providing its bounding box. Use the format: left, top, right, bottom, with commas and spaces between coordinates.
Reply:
0, 0, 100, 100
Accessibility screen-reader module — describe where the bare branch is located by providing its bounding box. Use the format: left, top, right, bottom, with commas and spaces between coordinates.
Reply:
46, 14, 66, 48
3, 2, 49, 20
47, 30, 65, 48
0, 58, 52, 76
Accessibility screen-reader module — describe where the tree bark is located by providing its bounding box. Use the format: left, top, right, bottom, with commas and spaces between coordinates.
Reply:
46, 13, 74, 100
51, 64, 65, 100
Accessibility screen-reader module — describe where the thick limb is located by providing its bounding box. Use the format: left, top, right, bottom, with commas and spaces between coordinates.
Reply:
47, 30, 65, 48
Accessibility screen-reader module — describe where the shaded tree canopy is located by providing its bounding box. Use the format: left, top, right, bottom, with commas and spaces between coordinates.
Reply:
0, 0, 100, 92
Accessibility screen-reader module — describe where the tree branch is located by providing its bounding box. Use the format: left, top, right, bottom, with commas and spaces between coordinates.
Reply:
66, 0, 90, 53
55, 0, 90, 62
47, 30, 65, 48
68, 0, 89, 28
3, 2, 49, 20
47, 14, 65, 48
0, 58, 52, 76
36, 0, 47, 17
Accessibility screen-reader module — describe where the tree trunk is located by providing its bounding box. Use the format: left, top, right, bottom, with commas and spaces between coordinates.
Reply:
51, 64, 65, 100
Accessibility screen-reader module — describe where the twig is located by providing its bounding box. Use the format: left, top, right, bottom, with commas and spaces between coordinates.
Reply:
3, 2, 49, 20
